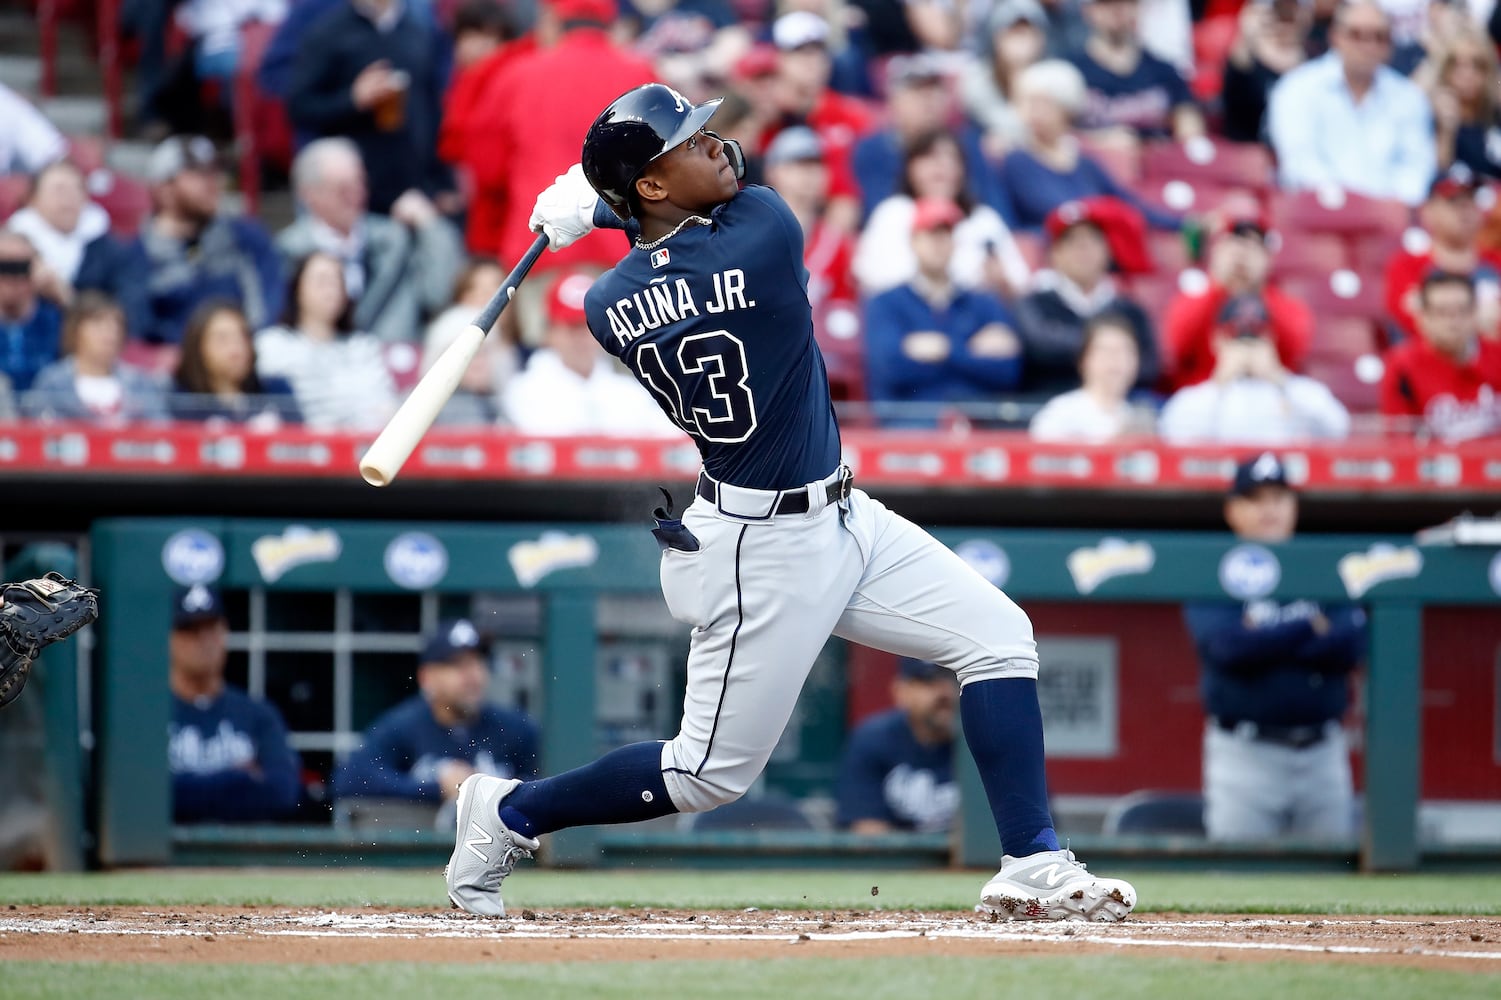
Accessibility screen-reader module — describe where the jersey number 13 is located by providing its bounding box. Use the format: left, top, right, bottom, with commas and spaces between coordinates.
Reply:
633, 331, 759, 444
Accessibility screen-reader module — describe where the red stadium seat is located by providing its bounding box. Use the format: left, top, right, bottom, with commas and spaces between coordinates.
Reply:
1305, 356, 1382, 413
1140, 139, 1275, 192
1269, 232, 1349, 279
1279, 269, 1386, 326
814, 299, 865, 402
121, 340, 181, 376
1149, 230, 1193, 274
384, 342, 423, 393
1306, 315, 1379, 364
1269, 190, 1410, 239
0, 174, 28, 220
235, 21, 295, 217
1079, 135, 1141, 185
89, 169, 151, 237
1122, 272, 1183, 322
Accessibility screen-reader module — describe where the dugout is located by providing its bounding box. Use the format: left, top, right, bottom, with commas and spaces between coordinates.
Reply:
71, 518, 1501, 873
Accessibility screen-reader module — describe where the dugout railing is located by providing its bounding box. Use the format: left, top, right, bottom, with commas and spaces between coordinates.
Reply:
80, 518, 1501, 873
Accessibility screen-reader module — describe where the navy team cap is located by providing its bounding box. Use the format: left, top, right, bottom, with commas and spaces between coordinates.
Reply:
421, 618, 490, 665
1229, 452, 1292, 498
172, 583, 226, 628
898, 657, 949, 681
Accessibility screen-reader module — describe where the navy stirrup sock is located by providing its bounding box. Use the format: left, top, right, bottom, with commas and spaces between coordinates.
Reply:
499, 741, 677, 839
960, 677, 1060, 858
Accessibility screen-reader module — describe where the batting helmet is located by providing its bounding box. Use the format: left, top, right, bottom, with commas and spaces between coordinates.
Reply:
581, 83, 742, 220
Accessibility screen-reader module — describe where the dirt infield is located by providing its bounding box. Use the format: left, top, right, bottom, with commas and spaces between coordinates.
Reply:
2, 906, 1500, 971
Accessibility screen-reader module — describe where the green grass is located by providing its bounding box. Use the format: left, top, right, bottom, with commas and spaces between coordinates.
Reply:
0, 957, 1496, 1000
2, 869, 1500, 915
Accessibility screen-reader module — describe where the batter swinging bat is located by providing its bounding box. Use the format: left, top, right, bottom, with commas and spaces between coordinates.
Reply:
359, 233, 551, 487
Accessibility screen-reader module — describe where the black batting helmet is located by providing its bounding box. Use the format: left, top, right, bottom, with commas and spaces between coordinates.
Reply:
581, 83, 735, 220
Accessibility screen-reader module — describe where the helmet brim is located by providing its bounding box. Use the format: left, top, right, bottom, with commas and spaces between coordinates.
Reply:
655, 97, 724, 163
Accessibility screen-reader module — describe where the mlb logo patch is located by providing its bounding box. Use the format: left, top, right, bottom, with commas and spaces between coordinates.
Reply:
650, 248, 670, 268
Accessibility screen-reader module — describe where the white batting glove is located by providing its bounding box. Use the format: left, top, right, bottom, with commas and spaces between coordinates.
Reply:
529, 164, 599, 251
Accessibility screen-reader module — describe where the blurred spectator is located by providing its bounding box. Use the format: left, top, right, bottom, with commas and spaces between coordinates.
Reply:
997, 60, 1182, 230
1423, 28, 1501, 181
852, 54, 1004, 220
285, 0, 453, 214
1383, 164, 1501, 342
278, 138, 464, 343
422, 259, 519, 426
1136, 0, 1193, 72
0, 231, 63, 393
836, 658, 959, 834
332, 618, 540, 816
5, 161, 151, 338
140, 136, 284, 344
1029, 313, 1157, 441
1015, 198, 1159, 397
456, 0, 655, 277
170, 301, 302, 427
854, 129, 1030, 297
1163, 211, 1313, 389
764, 128, 857, 309
766, 12, 875, 230
21, 293, 169, 423
1159, 294, 1350, 444
847, 0, 954, 54
0, 372, 13, 420
1220, 0, 1313, 143
1267, 1, 1434, 206
254, 251, 399, 430
1066, 0, 1205, 141
1381, 270, 1501, 441
1184, 453, 1364, 842
863, 199, 1023, 425
960, 0, 1050, 158
260, 0, 443, 107
0, 82, 66, 175
1040, 0, 1091, 56
136, 0, 289, 137
437, 0, 534, 255
169, 584, 301, 824
626, 0, 752, 101
502, 270, 682, 436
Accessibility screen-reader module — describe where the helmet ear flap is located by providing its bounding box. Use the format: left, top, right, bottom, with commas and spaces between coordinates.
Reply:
705, 132, 746, 181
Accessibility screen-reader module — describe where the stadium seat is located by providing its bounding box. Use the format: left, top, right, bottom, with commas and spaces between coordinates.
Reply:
1307, 315, 1380, 363
1101, 790, 1205, 836
90, 169, 151, 237
384, 342, 423, 393
1124, 272, 1186, 322
814, 299, 865, 402
1269, 190, 1410, 239
1079, 134, 1141, 185
1306, 356, 1382, 413
1140, 139, 1275, 193
1279, 270, 1385, 325
0, 174, 28, 219
1149, 230, 1193, 273
235, 21, 295, 217
121, 340, 181, 376
1269, 233, 1350, 279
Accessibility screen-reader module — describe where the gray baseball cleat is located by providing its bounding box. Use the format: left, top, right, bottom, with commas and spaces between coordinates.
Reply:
979, 849, 1136, 922
444, 774, 540, 916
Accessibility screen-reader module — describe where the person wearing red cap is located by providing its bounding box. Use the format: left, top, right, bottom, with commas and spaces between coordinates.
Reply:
863, 198, 1023, 425
1381, 163, 1501, 342
1162, 212, 1313, 390
457, 0, 655, 271
1014, 198, 1160, 398
501, 270, 683, 437
1160, 293, 1350, 444
1380, 270, 1501, 441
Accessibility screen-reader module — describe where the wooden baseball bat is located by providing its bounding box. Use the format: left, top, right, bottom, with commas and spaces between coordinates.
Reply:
359, 233, 551, 487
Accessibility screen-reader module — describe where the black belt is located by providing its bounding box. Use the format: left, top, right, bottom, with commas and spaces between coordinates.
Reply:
1214, 718, 1331, 750
696, 469, 853, 517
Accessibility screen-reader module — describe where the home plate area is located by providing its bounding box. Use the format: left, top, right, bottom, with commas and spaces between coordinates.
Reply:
2, 907, 1500, 970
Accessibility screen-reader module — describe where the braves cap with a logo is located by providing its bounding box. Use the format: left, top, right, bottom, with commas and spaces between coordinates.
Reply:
171, 584, 226, 628
420, 618, 490, 665
1229, 452, 1293, 497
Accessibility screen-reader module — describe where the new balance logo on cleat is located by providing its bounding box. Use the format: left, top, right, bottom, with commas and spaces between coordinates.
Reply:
463, 822, 493, 862
1028, 864, 1070, 888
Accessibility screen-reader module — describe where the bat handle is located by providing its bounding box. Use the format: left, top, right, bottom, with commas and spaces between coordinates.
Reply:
474, 232, 550, 334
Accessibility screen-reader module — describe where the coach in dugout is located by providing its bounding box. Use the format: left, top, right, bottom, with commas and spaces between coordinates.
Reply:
836, 658, 959, 835
1183, 453, 1367, 842
332, 619, 540, 820
169, 584, 301, 824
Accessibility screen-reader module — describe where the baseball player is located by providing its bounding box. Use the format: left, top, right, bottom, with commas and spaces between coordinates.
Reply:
445, 83, 1136, 921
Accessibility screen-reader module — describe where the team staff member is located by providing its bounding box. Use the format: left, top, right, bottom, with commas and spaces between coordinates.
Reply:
332, 620, 540, 812
444, 84, 1136, 923
169, 585, 301, 824
1184, 454, 1366, 842
837, 658, 959, 835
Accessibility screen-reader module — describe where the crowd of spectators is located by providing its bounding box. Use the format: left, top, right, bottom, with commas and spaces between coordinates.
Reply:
3, 0, 1501, 444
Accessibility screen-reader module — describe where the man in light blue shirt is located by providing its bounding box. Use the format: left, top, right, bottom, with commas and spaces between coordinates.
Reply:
1266, 1, 1434, 206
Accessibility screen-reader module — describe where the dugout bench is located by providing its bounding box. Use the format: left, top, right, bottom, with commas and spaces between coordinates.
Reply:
81, 518, 1501, 873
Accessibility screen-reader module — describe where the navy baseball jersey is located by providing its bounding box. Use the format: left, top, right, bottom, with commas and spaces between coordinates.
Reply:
332, 695, 541, 803
1183, 600, 1367, 728
585, 185, 842, 490
835, 708, 958, 832
170, 687, 301, 823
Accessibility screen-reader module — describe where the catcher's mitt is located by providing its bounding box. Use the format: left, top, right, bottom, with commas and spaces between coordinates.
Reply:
0, 573, 100, 709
